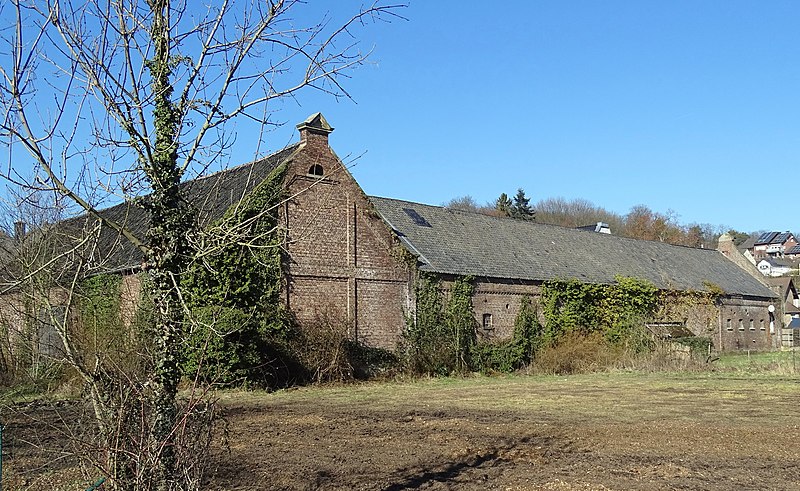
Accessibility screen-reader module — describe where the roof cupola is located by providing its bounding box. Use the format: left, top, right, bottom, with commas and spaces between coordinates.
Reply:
296, 112, 334, 145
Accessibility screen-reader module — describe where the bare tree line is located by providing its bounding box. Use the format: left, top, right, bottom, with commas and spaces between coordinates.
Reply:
443, 194, 728, 249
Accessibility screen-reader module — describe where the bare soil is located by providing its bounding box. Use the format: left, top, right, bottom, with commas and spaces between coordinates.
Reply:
4, 372, 800, 490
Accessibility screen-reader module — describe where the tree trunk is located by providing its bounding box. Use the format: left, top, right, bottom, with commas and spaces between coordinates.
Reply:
145, 1, 193, 488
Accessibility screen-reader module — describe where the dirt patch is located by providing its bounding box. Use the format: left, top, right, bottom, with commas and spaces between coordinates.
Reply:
206, 403, 797, 490
4, 373, 800, 490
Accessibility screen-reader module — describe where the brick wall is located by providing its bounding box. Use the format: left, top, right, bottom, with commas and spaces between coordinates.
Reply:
119, 273, 142, 329
717, 298, 778, 351
470, 279, 540, 340
282, 121, 412, 349
442, 276, 775, 352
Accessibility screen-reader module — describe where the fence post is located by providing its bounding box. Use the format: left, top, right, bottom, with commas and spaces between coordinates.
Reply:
86, 476, 106, 491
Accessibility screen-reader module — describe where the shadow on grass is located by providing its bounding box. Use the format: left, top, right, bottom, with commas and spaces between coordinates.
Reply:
381, 448, 501, 490
379, 435, 571, 491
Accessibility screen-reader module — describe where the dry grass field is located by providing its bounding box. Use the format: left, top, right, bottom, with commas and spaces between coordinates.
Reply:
4, 363, 800, 490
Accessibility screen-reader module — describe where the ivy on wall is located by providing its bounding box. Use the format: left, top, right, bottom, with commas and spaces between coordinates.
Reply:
404, 274, 476, 375
471, 295, 544, 373
181, 162, 289, 384
540, 276, 659, 350
80, 273, 123, 335
79, 273, 124, 359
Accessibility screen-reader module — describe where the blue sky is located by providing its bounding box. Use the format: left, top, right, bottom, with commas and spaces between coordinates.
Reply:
264, 1, 800, 233
3, 1, 797, 233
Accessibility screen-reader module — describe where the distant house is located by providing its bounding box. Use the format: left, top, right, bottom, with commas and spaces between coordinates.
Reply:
751, 231, 797, 259
784, 244, 800, 259
766, 277, 800, 347
756, 257, 796, 277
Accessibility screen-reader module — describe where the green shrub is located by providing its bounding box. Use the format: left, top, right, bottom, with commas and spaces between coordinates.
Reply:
346, 341, 399, 379
471, 295, 543, 373
183, 306, 266, 385
403, 275, 476, 376
672, 336, 712, 356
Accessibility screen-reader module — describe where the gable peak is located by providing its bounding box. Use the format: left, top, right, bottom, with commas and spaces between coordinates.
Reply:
296, 112, 334, 138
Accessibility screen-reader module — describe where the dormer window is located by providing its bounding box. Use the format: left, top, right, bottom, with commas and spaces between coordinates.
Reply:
309, 164, 324, 176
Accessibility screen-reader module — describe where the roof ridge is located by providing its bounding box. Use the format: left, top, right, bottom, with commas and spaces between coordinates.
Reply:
189, 142, 300, 184
368, 195, 715, 253
61, 143, 301, 220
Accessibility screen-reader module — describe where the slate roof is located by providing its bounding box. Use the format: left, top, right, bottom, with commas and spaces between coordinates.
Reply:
370, 197, 776, 299
738, 235, 756, 252
13, 144, 300, 275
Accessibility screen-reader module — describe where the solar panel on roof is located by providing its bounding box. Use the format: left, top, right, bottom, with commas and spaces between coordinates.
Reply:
755, 232, 778, 245
773, 232, 791, 244
403, 208, 432, 227
786, 245, 800, 255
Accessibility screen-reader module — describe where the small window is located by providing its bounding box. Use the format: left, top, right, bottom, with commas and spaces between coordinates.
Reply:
760, 319, 765, 331
738, 319, 744, 331
749, 319, 755, 331
482, 313, 493, 331
726, 319, 732, 331
308, 164, 324, 176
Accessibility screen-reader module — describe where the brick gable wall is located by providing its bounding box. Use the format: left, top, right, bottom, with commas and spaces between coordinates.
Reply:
281, 128, 413, 349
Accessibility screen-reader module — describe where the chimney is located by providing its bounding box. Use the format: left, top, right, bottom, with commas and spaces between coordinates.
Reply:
716, 233, 735, 258
14, 221, 26, 242
296, 112, 333, 146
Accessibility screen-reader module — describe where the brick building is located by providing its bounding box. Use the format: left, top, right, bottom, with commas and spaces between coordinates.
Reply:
0, 113, 781, 352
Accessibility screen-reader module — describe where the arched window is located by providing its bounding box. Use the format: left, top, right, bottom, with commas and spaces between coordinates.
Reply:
309, 164, 324, 176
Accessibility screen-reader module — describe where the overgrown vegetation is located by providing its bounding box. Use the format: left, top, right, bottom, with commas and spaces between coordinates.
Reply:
403, 275, 476, 375
403, 274, 682, 376
471, 295, 543, 373
540, 276, 659, 350
182, 163, 289, 385
79, 274, 126, 362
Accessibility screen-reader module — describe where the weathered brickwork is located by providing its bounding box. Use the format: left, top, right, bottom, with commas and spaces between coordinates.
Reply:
440, 276, 775, 352
717, 299, 778, 351
470, 279, 540, 340
0, 292, 25, 353
656, 292, 719, 338
282, 119, 412, 349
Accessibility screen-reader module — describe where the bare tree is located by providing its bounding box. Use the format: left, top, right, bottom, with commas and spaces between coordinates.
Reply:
0, 1, 405, 489
535, 196, 625, 231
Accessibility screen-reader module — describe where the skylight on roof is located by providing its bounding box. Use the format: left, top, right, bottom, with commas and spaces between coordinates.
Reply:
403, 208, 432, 227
